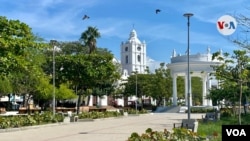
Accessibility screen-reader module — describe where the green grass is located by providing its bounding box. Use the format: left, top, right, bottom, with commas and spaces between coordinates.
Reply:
197, 113, 250, 141
198, 120, 222, 141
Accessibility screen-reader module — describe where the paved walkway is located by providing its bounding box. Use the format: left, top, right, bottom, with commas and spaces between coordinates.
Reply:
0, 113, 205, 141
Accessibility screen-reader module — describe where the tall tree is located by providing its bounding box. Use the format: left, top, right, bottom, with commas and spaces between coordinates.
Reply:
0, 16, 45, 78
123, 63, 172, 106
80, 26, 101, 54
211, 50, 250, 125
233, 13, 250, 51
47, 40, 120, 114
151, 63, 172, 106
0, 16, 49, 109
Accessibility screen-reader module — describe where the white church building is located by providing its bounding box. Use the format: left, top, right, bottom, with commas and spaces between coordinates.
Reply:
120, 29, 147, 75
89, 28, 221, 107
87, 28, 147, 106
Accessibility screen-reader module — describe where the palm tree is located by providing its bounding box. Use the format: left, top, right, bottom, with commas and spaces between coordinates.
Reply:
77, 26, 101, 111
80, 26, 101, 54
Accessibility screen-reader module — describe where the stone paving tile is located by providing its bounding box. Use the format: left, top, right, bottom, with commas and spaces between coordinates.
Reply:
0, 113, 205, 141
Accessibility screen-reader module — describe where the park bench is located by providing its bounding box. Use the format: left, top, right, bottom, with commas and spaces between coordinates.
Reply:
173, 119, 199, 132
56, 107, 76, 113
18, 107, 41, 114
89, 107, 107, 112
202, 112, 219, 122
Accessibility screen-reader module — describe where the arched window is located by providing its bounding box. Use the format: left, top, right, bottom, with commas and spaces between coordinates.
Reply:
126, 56, 128, 64
137, 55, 141, 62
125, 47, 128, 51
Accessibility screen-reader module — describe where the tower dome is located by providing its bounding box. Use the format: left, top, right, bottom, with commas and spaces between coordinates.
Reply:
127, 29, 141, 44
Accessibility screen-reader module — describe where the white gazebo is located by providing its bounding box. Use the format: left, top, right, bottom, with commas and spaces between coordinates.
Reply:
167, 47, 222, 106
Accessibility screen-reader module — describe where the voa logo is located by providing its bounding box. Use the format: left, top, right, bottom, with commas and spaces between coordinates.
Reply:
226, 129, 246, 136
217, 15, 237, 36
222, 125, 250, 140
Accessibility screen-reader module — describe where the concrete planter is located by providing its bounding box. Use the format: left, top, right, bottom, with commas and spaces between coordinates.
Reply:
123, 112, 128, 116
63, 117, 70, 123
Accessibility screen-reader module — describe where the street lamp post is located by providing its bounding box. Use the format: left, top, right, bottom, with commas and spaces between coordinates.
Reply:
135, 68, 138, 114
50, 40, 57, 116
183, 13, 193, 120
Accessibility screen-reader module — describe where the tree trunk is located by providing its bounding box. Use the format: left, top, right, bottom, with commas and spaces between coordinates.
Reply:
156, 97, 163, 106
76, 94, 81, 115
238, 81, 242, 125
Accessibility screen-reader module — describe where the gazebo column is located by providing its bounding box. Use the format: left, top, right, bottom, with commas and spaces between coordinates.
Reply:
172, 74, 177, 106
202, 74, 207, 106
185, 73, 192, 106
207, 76, 213, 106
88, 95, 93, 106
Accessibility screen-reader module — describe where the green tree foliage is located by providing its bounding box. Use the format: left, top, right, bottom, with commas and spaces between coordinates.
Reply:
150, 63, 172, 106
60, 41, 88, 55
175, 76, 202, 106
80, 26, 101, 54
57, 83, 76, 100
192, 77, 202, 105
124, 63, 172, 106
0, 16, 77, 109
123, 72, 154, 99
0, 16, 44, 76
0, 16, 49, 103
34, 76, 53, 100
211, 50, 250, 124
177, 76, 185, 100
54, 50, 120, 95
42, 27, 120, 113
0, 76, 12, 95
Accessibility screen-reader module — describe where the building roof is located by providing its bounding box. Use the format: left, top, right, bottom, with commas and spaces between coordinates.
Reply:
126, 29, 141, 44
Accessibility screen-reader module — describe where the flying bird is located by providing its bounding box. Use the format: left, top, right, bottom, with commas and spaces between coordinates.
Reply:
82, 14, 90, 20
155, 9, 161, 14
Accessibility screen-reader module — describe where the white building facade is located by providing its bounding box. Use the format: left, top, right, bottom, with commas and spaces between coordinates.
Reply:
120, 29, 147, 75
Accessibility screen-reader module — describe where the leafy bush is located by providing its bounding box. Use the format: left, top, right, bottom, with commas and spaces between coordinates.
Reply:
124, 108, 148, 114
220, 108, 233, 117
0, 112, 64, 129
191, 106, 217, 113
78, 111, 122, 119
127, 128, 207, 141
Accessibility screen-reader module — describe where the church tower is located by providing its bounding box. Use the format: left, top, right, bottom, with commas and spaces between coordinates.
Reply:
120, 29, 146, 75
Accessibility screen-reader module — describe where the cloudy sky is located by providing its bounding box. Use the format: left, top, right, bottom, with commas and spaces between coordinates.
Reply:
0, 0, 249, 69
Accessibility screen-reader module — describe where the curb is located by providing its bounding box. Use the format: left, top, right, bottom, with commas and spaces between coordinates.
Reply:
0, 122, 68, 133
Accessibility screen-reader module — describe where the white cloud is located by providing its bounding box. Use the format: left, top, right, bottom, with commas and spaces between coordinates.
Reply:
146, 56, 162, 73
